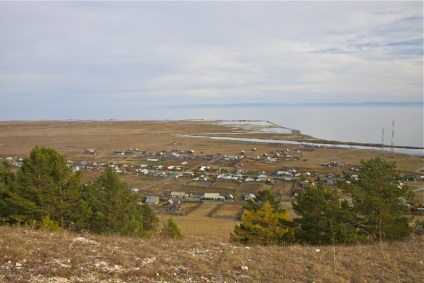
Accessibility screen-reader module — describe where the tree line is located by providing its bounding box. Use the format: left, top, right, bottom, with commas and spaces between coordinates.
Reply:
232, 157, 416, 245
0, 146, 183, 239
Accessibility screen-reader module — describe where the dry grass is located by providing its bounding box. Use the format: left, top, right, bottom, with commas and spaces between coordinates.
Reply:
1, 226, 423, 283
212, 204, 244, 217
166, 203, 240, 241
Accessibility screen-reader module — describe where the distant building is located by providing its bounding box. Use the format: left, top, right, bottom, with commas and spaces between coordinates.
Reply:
201, 193, 225, 201
170, 191, 188, 199
145, 196, 160, 204
84, 149, 96, 155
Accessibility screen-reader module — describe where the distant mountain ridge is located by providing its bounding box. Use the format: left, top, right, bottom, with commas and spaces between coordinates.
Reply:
166, 102, 422, 108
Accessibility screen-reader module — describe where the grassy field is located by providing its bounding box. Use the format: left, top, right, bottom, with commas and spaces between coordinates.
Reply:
1, 226, 423, 282
159, 203, 241, 241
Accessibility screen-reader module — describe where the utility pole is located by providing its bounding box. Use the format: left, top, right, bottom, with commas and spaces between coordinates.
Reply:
390, 120, 395, 157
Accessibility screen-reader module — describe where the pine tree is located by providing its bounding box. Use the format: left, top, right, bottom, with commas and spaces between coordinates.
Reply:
16, 146, 84, 228
0, 161, 35, 224
292, 184, 360, 245
244, 189, 282, 212
346, 157, 414, 241
83, 166, 159, 237
233, 201, 294, 245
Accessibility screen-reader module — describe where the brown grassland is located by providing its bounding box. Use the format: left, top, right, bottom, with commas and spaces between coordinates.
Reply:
1, 226, 423, 283
1, 120, 423, 282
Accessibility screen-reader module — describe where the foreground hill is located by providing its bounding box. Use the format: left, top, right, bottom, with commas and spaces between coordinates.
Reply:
1, 226, 423, 282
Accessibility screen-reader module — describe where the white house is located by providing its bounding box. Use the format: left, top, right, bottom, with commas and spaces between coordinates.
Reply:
170, 191, 188, 199
257, 174, 268, 182
201, 193, 225, 201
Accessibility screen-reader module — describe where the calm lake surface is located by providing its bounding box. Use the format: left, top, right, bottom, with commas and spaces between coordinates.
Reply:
129, 105, 423, 150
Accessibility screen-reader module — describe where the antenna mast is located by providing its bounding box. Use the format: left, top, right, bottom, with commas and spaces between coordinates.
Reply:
390, 120, 395, 157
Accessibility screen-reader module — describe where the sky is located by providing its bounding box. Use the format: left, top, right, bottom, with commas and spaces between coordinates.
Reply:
0, 1, 423, 120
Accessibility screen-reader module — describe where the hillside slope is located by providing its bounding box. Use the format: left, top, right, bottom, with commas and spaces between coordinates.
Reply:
1, 226, 423, 283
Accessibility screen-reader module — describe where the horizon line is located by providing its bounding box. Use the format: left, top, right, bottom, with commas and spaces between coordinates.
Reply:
165, 101, 423, 108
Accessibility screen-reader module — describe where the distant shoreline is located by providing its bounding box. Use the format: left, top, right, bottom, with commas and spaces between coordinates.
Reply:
165, 101, 423, 109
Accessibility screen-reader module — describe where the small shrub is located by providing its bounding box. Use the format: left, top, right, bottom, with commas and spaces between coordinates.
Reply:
39, 216, 60, 231
160, 218, 184, 240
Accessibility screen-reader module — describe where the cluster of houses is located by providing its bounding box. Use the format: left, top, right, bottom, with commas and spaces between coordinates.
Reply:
143, 190, 259, 208
109, 148, 217, 161
143, 191, 234, 206
3, 144, 424, 189
75, 147, 307, 183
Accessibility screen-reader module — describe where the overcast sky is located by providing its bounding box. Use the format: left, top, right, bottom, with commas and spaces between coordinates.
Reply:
0, 1, 422, 120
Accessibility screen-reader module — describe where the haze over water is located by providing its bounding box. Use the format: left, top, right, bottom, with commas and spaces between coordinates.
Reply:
116, 105, 423, 149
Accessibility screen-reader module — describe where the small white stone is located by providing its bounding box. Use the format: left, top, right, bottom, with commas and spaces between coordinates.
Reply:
315, 249, 320, 252
241, 266, 249, 271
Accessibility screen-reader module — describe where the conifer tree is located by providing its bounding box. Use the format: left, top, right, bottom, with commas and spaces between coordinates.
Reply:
346, 157, 413, 241
16, 146, 84, 228
292, 184, 360, 245
244, 189, 282, 212
83, 166, 159, 237
0, 161, 35, 223
233, 201, 294, 245
161, 217, 184, 240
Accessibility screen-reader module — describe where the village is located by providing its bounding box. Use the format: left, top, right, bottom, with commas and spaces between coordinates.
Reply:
3, 143, 423, 219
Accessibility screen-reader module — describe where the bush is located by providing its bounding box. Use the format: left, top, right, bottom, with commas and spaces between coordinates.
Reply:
161, 218, 184, 240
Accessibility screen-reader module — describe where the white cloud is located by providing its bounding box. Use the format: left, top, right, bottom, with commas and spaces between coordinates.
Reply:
0, 1, 422, 118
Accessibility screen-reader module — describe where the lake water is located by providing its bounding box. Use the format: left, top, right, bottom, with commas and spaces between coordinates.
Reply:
127, 105, 423, 150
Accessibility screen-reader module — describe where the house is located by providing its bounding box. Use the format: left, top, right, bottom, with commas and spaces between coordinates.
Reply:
84, 149, 96, 155
145, 196, 160, 204
168, 200, 181, 211
137, 169, 148, 175
170, 191, 188, 199
257, 174, 268, 182
244, 194, 256, 201
226, 156, 238, 161
201, 193, 225, 201
276, 170, 291, 176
